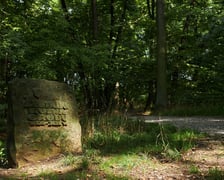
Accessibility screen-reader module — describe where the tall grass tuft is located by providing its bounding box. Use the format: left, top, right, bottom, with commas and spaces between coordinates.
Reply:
84, 114, 203, 159
206, 167, 224, 179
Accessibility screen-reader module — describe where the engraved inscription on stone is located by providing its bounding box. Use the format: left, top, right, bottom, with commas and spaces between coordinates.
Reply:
7, 78, 82, 168
24, 99, 68, 127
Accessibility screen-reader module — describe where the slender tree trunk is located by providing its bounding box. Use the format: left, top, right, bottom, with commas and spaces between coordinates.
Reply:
155, 0, 167, 108
91, 0, 98, 42
60, 0, 69, 21
109, 0, 115, 45
104, 0, 128, 112
112, 0, 128, 59
147, 0, 155, 20
145, 0, 156, 110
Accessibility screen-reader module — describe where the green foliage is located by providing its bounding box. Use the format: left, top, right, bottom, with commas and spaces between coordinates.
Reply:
61, 153, 80, 167
1, 0, 224, 111
0, 140, 7, 168
189, 165, 200, 175
206, 167, 224, 180
80, 157, 90, 170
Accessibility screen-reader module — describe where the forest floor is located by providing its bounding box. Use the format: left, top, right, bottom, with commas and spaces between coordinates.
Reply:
0, 116, 224, 179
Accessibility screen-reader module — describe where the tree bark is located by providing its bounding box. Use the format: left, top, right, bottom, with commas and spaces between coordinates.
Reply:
155, 0, 167, 108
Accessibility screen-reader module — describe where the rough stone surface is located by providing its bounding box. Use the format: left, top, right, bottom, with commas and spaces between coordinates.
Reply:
7, 79, 82, 168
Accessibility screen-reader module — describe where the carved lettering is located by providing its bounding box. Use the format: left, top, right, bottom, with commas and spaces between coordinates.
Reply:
24, 99, 68, 127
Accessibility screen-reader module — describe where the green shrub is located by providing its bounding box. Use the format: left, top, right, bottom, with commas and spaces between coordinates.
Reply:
0, 140, 7, 168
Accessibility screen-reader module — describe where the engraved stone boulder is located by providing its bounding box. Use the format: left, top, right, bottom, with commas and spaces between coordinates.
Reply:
7, 79, 82, 167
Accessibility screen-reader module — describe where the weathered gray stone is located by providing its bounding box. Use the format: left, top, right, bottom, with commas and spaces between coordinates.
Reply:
7, 79, 82, 168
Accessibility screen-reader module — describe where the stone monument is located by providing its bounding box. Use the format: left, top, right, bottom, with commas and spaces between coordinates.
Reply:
7, 79, 82, 167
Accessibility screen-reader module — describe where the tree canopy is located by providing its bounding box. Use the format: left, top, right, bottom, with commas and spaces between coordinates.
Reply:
0, 0, 224, 113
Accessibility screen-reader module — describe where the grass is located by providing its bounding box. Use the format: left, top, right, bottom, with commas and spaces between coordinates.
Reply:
60, 153, 82, 166
85, 118, 203, 159
100, 153, 154, 178
189, 165, 200, 175
35, 115, 205, 179
1, 113, 222, 179
206, 167, 224, 180
38, 170, 128, 180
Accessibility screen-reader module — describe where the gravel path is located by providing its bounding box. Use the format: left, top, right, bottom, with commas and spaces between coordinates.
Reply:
132, 116, 224, 136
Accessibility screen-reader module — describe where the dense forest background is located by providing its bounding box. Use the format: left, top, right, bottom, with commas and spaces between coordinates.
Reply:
0, 0, 224, 118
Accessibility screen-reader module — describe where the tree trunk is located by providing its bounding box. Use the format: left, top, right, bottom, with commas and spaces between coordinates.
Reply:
91, 0, 98, 42
109, 0, 115, 45
112, 0, 128, 59
155, 0, 167, 108
147, 0, 155, 20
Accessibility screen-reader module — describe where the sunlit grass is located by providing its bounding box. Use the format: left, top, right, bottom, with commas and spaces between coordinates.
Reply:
84, 116, 204, 161
100, 153, 154, 178
60, 153, 82, 166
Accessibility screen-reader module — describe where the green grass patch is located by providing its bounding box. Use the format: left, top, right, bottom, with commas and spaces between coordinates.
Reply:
206, 167, 224, 180
189, 165, 200, 175
60, 153, 82, 167
84, 116, 203, 161
100, 153, 153, 178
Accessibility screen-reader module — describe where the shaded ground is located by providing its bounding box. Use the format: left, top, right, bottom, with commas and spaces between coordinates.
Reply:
0, 116, 224, 179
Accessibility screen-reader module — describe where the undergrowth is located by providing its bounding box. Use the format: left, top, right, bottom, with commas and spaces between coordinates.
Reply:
206, 167, 224, 180
17, 114, 220, 179
0, 140, 7, 168
84, 115, 203, 160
